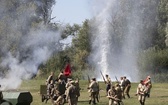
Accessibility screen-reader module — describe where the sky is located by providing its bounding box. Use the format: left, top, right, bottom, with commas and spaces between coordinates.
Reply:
51, 0, 92, 25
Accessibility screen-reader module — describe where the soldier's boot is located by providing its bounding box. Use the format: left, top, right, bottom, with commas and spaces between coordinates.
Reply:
93, 100, 96, 105
142, 102, 145, 105
89, 100, 91, 104
147, 93, 150, 98
96, 97, 99, 102
123, 95, 125, 99
139, 100, 143, 105
127, 94, 130, 98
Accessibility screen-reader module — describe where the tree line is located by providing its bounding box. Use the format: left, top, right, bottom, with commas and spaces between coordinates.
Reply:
0, 0, 168, 82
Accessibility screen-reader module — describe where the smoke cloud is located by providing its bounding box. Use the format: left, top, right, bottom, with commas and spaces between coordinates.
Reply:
0, 1, 61, 90
89, 0, 158, 81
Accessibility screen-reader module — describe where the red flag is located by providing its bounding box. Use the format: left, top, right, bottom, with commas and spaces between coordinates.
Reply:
143, 75, 150, 85
63, 63, 71, 76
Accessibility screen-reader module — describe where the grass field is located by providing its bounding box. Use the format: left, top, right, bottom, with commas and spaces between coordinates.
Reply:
19, 79, 168, 105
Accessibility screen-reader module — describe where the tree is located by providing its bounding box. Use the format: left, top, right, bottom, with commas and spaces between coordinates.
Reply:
158, 0, 168, 47
71, 20, 91, 70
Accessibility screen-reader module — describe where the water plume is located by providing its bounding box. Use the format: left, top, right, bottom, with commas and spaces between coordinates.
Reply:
89, 0, 158, 81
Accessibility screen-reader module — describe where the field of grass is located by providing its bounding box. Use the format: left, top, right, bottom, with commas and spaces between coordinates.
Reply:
19, 79, 168, 105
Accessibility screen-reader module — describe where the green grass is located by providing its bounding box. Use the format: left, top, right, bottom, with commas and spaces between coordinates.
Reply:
19, 79, 168, 105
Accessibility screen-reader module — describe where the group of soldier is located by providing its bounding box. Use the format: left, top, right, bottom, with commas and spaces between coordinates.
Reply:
42, 71, 152, 105
87, 74, 131, 105
42, 71, 80, 105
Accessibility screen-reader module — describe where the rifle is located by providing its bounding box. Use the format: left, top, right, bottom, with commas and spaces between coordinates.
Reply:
100, 70, 106, 84
87, 75, 91, 83
115, 76, 119, 82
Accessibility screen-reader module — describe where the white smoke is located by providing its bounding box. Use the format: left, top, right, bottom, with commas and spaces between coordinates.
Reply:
89, 0, 153, 81
0, 1, 62, 90
0, 27, 61, 90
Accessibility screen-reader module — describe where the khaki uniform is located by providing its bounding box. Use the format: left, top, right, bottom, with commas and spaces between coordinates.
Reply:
107, 87, 117, 105
120, 77, 126, 99
54, 95, 65, 105
66, 83, 77, 105
105, 76, 112, 94
75, 81, 80, 102
115, 85, 122, 101
88, 80, 99, 104
136, 82, 148, 105
144, 78, 152, 97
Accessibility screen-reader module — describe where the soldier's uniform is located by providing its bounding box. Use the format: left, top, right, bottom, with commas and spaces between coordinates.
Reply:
53, 93, 65, 105
105, 75, 112, 95
75, 79, 80, 102
115, 83, 123, 105
123, 76, 131, 98
120, 77, 126, 99
57, 79, 66, 95
0, 90, 3, 103
107, 86, 117, 105
66, 81, 78, 105
88, 78, 99, 105
136, 80, 148, 105
144, 76, 152, 97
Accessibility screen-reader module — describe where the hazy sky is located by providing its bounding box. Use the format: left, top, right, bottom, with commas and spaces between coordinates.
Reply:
51, 0, 92, 25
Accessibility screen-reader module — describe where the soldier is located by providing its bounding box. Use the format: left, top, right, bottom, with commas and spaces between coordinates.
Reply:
46, 71, 54, 85
136, 80, 148, 105
45, 72, 55, 103
105, 74, 112, 95
120, 77, 126, 99
88, 78, 99, 105
95, 81, 100, 103
57, 79, 66, 96
107, 86, 118, 105
66, 81, 78, 105
123, 76, 131, 98
115, 83, 123, 105
144, 76, 152, 97
75, 78, 80, 102
0, 85, 3, 104
53, 92, 65, 105
66, 78, 72, 89
58, 71, 65, 81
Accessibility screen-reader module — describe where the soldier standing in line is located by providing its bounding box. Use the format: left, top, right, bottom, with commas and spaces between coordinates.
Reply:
123, 76, 131, 98
88, 78, 99, 105
66, 81, 78, 105
136, 80, 148, 105
105, 74, 112, 95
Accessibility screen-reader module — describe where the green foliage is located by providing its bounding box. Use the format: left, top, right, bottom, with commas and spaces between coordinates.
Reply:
138, 48, 168, 81
61, 24, 81, 38
71, 20, 91, 70
158, 0, 168, 47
